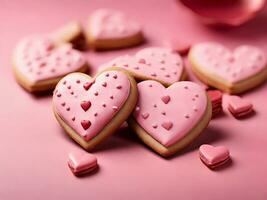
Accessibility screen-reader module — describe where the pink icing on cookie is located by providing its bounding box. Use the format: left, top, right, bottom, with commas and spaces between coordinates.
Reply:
101, 47, 184, 85
68, 151, 97, 174
199, 144, 230, 166
14, 36, 86, 83
53, 71, 130, 141
133, 80, 207, 147
190, 42, 266, 83
89, 9, 142, 39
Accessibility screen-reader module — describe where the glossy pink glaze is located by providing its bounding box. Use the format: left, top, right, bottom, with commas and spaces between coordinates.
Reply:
133, 80, 207, 147
199, 144, 230, 166
13, 36, 86, 83
190, 42, 267, 83
101, 47, 184, 85
53, 71, 130, 141
89, 9, 142, 39
68, 151, 97, 173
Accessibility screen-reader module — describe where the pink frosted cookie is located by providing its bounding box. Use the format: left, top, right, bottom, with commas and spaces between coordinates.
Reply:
189, 42, 267, 94
68, 151, 98, 176
13, 36, 88, 93
101, 47, 186, 86
199, 144, 230, 169
128, 80, 212, 157
51, 21, 87, 51
53, 68, 138, 151
87, 9, 144, 50
227, 95, 253, 118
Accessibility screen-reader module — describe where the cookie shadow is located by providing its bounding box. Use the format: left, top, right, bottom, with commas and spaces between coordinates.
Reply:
212, 111, 226, 119
93, 128, 138, 152
171, 125, 230, 159
73, 165, 100, 178
233, 110, 257, 120
210, 158, 234, 172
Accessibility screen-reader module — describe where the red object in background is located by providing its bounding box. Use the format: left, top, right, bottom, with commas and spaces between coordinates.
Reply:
179, 0, 266, 27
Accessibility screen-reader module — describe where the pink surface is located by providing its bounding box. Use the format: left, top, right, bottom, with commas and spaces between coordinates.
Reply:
101, 47, 184, 85
53, 71, 130, 141
1, 1, 267, 200
89, 9, 142, 39
190, 42, 267, 83
14, 36, 86, 83
133, 80, 207, 147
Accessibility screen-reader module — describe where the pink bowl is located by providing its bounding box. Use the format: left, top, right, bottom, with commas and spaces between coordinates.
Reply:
179, 0, 266, 27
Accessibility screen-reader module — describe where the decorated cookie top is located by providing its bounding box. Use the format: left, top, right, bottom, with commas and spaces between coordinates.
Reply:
190, 42, 266, 83
53, 71, 130, 141
101, 47, 184, 85
14, 36, 86, 83
89, 9, 142, 39
133, 80, 207, 147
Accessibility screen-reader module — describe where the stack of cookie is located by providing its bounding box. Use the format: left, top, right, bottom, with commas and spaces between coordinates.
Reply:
207, 90, 223, 117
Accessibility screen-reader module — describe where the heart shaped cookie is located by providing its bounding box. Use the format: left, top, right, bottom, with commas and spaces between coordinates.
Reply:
128, 80, 212, 157
199, 144, 230, 169
13, 36, 88, 93
101, 47, 186, 86
87, 9, 144, 50
51, 21, 87, 51
189, 42, 267, 94
53, 68, 137, 151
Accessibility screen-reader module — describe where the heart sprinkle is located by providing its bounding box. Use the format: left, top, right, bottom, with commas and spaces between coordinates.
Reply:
141, 112, 150, 119
81, 120, 91, 130
138, 58, 146, 64
80, 101, 91, 112
161, 95, 171, 104
102, 82, 107, 87
161, 121, 173, 130
83, 82, 92, 91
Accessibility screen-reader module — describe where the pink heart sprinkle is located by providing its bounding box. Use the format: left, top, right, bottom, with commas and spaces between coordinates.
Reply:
161, 95, 171, 104
81, 120, 91, 130
161, 121, 173, 130
80, 101, 91, 112
141, 112, 149, 119
83, 82, 92, 91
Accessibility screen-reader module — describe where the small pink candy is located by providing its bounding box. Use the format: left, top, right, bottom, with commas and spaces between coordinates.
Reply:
68, 151, 98, 176
227, 95, 253, 118
199, 144, 230, 169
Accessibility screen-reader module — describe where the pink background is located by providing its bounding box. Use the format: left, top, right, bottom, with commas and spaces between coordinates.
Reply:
1, 0, 267, 199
